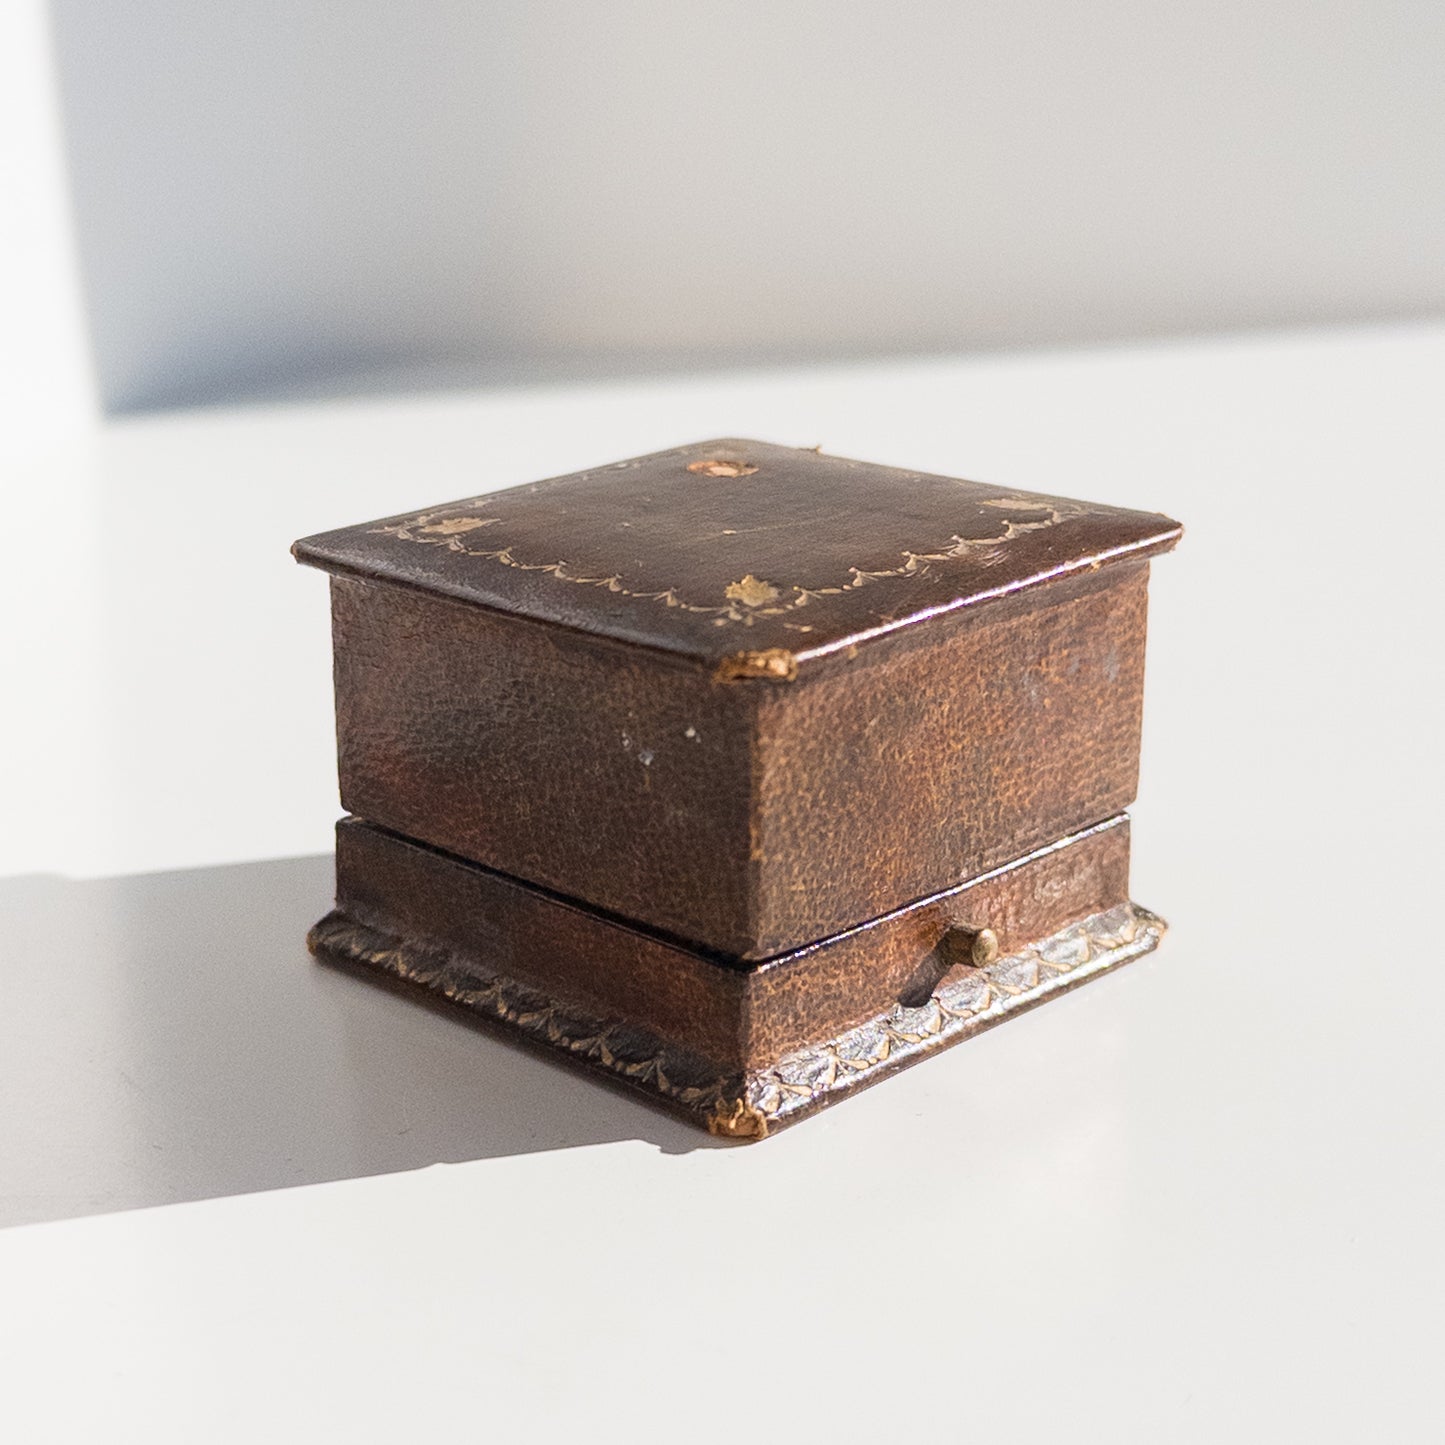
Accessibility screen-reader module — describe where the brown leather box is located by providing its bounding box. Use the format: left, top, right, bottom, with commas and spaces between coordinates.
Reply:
295, 439, 1181, 1138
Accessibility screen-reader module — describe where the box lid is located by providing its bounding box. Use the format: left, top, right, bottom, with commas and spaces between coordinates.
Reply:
293, 439, 1181, 675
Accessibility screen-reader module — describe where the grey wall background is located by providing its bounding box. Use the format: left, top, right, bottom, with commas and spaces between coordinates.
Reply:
50, 1, 1445, 413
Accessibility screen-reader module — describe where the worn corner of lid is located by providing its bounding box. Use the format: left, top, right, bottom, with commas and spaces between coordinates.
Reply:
714, 648, 798, 684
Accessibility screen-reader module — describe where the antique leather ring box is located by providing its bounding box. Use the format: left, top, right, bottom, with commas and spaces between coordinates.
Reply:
294, 439, 1181, 1139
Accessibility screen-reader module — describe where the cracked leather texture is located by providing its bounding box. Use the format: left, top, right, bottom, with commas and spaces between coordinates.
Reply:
297, 440, 1179, 957
324, 560, 1152, 958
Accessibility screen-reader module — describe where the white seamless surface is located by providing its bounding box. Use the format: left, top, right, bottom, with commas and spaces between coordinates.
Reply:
1, 325, 1441, 1442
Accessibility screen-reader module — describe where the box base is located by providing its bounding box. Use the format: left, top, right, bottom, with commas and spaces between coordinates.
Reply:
309, 899, 1165, 1141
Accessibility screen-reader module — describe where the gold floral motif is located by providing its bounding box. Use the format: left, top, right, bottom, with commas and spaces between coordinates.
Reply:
724, 574, 782, 608
687, 459, 758, 478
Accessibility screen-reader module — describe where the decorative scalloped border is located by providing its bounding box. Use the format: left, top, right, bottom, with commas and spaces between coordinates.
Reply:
309, 901, 1164, 1140
368, 492, 1086, 629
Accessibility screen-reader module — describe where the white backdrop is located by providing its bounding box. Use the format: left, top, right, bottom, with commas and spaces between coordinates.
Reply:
3, 322, 1443, 1442
45, 0, 1445, 412
2, 0, 94, 453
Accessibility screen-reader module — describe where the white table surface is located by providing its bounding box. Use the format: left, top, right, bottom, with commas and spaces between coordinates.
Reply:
2, 324, 1442, 1442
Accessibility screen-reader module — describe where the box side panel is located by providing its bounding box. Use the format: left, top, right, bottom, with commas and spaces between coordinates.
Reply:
329, 577, 759, 955
743, 816, 1130, 1065
332, 818, 748, 1069
751, 563, 1150, 955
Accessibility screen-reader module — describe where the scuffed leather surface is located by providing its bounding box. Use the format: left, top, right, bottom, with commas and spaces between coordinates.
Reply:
330, 577, 761, 957
750, 563, 1151, 952
295, 438, 1181, 668
332, 815, 1131, 1071
326, 560, 1152, 958
299, 437, 1180, 957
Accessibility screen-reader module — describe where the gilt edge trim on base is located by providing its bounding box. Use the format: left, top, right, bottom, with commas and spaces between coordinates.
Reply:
308, 902, 1165, 1141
